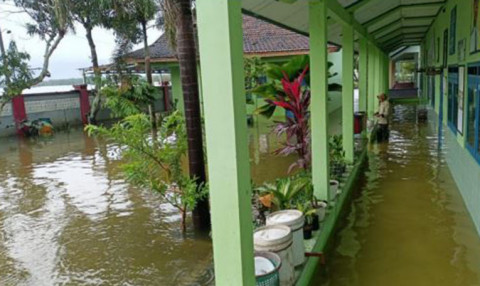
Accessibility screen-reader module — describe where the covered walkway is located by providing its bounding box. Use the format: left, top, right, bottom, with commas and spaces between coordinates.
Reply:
316, 103, 480, 285
194, 0, 480, 285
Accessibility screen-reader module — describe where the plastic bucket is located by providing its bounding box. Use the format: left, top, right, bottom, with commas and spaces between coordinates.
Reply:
315, 200, 328, 222
255, 251, 281, 286
354, 112, 366, 134
254, 225, 295, 285
266, 210, 305, 267
330, 180, 339, 200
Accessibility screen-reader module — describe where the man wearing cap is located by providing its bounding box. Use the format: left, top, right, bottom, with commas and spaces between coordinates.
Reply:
375, 93, 390, 142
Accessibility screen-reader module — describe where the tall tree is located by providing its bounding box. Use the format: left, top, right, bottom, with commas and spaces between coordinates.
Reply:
0, 41, 33, 100
0, 0, 71, 109
102, 0, 158, 131
162, 0, 210, 229
0, 27, 10, 86
70, 1, 107, 124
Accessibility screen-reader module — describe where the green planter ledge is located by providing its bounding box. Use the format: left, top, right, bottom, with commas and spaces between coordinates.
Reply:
296, 147, 368, 286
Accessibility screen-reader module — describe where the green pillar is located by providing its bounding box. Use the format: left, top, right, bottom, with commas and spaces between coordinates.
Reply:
309, 0, 330, 200
196, 1, 255, 285
171, 66, 184, 113
386, 56, 390, 93
367, 43, 375, 118
379, 53, 383, 95
380, 53, 385, 95
359, 37, 368, 113
383, 54, 389, 94
374, 47, 380, 112
197, 63, 204, 115
342, 24, 354, 163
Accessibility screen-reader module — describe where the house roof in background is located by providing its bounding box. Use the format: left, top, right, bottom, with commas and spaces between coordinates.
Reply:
126, 14, 339, 64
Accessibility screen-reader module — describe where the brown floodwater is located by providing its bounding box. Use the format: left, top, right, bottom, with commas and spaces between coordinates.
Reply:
316, 104, 480, 286
0, 117, 294, 285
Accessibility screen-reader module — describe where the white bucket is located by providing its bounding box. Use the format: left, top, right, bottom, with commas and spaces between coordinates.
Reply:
330, 180, 339, 200
266, 210, 305, 267
315, 201, 328, 222
254, 225, 295, 286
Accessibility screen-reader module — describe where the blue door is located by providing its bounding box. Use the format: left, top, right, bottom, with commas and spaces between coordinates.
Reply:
439, 73, 444, 123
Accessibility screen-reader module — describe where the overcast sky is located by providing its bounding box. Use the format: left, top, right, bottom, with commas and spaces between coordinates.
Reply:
0, 1, 162, 80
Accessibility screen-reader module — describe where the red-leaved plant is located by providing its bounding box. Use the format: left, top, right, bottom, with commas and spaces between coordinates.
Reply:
268, 66, 311, 173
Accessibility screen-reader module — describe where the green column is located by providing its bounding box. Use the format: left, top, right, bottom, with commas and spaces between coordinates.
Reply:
342, 23, 354, 163
309, 0, 330, 200
367, 43, 375, 118
379, 53, 384, 94
380, 53, 385, 95
196, 1, 255, 285
374, 47, 380, 112
359, 37, 368, 112
383, 54, 389, 94
170, 66, 184, 113
197, 63, 204, 115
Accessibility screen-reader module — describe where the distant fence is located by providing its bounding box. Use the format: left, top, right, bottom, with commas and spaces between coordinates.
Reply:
0, 85, 171, 138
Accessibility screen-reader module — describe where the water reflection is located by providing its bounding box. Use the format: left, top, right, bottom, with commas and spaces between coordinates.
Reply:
0, 117, 294, 285
317, 104, 480, 286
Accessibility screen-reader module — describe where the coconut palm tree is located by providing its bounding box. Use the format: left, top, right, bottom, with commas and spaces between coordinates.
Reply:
162, 0, 210, 229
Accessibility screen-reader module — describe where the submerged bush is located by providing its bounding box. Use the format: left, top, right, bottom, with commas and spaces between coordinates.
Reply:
86, 111, 207, 231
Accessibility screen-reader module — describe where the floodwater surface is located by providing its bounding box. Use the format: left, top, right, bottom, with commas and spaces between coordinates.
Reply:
0, 118, 294, 285
317, 104, 480, 286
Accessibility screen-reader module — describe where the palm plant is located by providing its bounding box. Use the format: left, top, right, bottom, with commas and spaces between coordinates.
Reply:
161, 0, 210, 229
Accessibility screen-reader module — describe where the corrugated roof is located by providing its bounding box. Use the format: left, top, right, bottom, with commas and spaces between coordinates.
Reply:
242, 0, 445, 53
126, 14, 337, 63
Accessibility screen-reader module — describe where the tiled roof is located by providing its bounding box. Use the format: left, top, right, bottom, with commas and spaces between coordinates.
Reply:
126, 14, 337, 63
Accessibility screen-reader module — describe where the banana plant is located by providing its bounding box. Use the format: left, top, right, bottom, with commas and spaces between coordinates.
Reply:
252, 55, 342, 118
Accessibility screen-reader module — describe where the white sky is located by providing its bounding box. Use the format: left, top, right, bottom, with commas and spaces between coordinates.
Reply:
0, 1, 162, 80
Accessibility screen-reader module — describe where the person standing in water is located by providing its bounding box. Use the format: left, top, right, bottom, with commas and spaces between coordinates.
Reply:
375, 93, 390, 142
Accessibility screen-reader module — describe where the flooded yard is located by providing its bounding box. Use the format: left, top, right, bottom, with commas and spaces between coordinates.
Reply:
0, 118, 293, 285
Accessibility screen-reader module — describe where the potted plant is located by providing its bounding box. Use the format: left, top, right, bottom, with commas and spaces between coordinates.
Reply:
252, 56, 342, 175
255, 176, 310, 211
329, 135, 346, 179
297, 203, 318, 238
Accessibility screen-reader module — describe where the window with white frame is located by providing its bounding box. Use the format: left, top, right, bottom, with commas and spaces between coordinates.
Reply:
467, 64, 480, 163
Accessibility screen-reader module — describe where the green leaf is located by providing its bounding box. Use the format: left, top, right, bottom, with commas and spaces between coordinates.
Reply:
254, 103, 277, 118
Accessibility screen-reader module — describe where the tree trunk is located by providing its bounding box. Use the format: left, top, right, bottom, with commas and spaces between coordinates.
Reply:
181, 207, 187, 232
85, 25, 101, 124
175, 0, 210, 230
142, 20, 158, 135
0, 26, 10, 85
